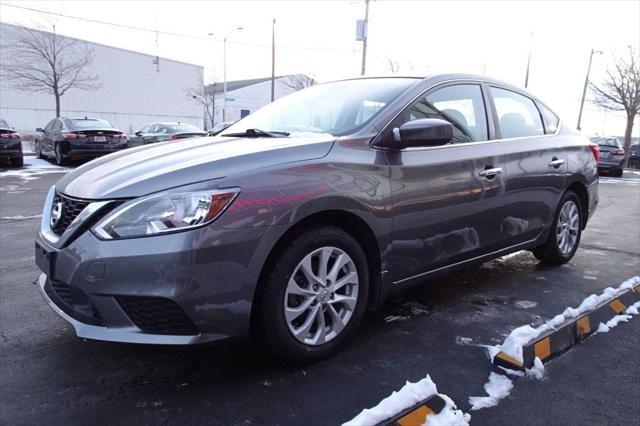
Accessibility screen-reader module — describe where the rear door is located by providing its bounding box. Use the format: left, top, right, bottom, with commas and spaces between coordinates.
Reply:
488, 85, 566, 246
385, 82, 507, 284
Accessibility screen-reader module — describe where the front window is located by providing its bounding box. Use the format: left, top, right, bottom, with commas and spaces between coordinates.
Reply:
397, 84, 489, 144
68, 118, 116, 131
221, 78, 418, 137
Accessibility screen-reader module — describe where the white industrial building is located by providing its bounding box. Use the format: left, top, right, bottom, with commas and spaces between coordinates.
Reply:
0, 22, 204, 135
208, 75, 314, 127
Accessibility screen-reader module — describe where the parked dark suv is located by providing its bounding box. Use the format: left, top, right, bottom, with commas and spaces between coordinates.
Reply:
35, 117, 128, 165
0, 118, 23, 167
35, 75, 598, 363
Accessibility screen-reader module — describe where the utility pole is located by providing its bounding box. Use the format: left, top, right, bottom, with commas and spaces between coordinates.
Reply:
577, 48, 603, 131
271, 18, 276, 102
524, 32, 533, 88
360, 0, 370, 76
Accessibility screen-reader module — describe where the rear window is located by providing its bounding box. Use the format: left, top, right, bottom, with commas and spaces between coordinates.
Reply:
537, 102, 559, 134
68, 119, 116, 130
0, 119, 9, 128
165, 124, 202, 132
590, 137, 621, 148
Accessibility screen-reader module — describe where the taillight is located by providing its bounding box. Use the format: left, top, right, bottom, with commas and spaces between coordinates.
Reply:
64, 132, 86, 139
589, 144, 600, 163
114, 133, 128, 140
612, 149, 625, 156
0, 132, 20, 139
170, 135, 180, 140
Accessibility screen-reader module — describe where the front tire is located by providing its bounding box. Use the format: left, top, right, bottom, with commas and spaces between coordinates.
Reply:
532, 191, 582, 265
54, 143, 67, 166
256, 226, 369, 364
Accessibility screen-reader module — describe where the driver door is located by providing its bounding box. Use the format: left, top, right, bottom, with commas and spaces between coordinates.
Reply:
385, 82, 507, 284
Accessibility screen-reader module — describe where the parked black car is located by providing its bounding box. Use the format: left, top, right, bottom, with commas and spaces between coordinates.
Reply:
0, 118, 23, 167
590, 136, 625, 177
35, 117, 128, 166
628, 144, 640, 169
208, 121, 235, 136
129, 123, 206, 146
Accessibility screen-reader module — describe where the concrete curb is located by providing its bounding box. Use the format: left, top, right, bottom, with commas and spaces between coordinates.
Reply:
494, 283, 640, 371
377, 395, 446, 426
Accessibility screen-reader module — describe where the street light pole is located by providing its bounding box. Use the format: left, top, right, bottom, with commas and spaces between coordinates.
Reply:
271, 18, 276, 102
360, 0, 369, 76
210, 26, 243, 123
524, 32, 533, 88
577, 48, 603, 131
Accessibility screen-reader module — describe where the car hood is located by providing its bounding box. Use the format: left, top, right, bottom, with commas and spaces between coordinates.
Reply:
57, 135, 335, 199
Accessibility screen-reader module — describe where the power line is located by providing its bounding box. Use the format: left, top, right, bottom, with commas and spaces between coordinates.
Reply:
0, 2, 358, 53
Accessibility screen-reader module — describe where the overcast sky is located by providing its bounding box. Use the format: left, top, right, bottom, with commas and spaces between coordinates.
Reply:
1, 0, 638, 137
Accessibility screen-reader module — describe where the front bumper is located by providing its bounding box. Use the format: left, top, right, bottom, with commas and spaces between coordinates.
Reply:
35, 209, 287, 345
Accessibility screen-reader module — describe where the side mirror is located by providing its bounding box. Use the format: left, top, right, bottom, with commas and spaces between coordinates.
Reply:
135, 131, 142, 136
36, 127, 44, 132
394, 118, 453, 148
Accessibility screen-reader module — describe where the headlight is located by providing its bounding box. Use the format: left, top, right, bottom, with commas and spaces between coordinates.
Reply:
93, 189, 239, 240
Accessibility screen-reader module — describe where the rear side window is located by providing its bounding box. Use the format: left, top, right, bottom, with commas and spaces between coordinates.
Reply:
399, 84, 488, 143
537, 102, 560, 134
491, 87, 544, 139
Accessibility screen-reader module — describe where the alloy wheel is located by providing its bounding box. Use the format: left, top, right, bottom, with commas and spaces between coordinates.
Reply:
556, 200, 580, 255
284, 246, 359, 346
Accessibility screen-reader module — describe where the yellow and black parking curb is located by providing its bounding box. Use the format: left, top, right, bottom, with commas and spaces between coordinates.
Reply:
494, 283, 640, 371
377, 394, 446, 426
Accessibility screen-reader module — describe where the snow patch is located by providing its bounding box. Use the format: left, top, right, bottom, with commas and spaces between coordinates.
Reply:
0, 214, 42, 220
343, 376, 469, 426
594, 301, 640, 334
468, 373, 513, 411
455, 336, 473, 345
514, 300, 538, 309
525, 357, 545, 379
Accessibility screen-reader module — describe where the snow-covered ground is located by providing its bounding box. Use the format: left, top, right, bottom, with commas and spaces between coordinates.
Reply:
0, 157, 70, 180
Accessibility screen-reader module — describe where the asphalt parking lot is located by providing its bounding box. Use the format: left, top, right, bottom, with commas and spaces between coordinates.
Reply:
1, 158, 639, 425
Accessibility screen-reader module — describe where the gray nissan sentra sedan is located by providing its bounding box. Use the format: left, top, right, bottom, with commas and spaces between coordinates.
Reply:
35, 74, 599, 363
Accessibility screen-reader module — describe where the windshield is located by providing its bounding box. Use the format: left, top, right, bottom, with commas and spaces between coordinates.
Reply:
69, 119, 116, 130
221, 78, 418, 137
165, 124, 203, 133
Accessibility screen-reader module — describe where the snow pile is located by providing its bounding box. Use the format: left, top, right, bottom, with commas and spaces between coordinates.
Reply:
595, 301, 640, 334
525, 357, 545, 379
343, 375, 469, 426
495, 276, 640, 364
468, 373, 513, 411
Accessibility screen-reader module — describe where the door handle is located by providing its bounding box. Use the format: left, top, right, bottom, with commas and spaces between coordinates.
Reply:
478, 167, 503, 178
548, 158, 565, 168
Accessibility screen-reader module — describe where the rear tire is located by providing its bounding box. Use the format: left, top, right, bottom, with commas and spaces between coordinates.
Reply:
532, 191, 582, 265
9, 157, 23, 167
613, 169, 624, 177
256, 226, 369, 364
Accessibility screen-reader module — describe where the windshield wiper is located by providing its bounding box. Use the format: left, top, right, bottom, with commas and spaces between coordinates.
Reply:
222, 128, 290, 138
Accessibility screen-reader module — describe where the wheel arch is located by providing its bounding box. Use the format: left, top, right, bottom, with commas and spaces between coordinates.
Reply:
250, 209, 384, 334
565, 180, 589, 229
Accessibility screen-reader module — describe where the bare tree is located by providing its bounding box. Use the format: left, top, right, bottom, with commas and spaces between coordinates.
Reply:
0, 23, 100, 117
385, 58, 399, 74
186, 85, 216, 130
281, 74, 316, 91
590, 47, 640, 166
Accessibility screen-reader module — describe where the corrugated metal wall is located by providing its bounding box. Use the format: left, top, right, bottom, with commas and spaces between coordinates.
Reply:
0, 23, 204, 135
